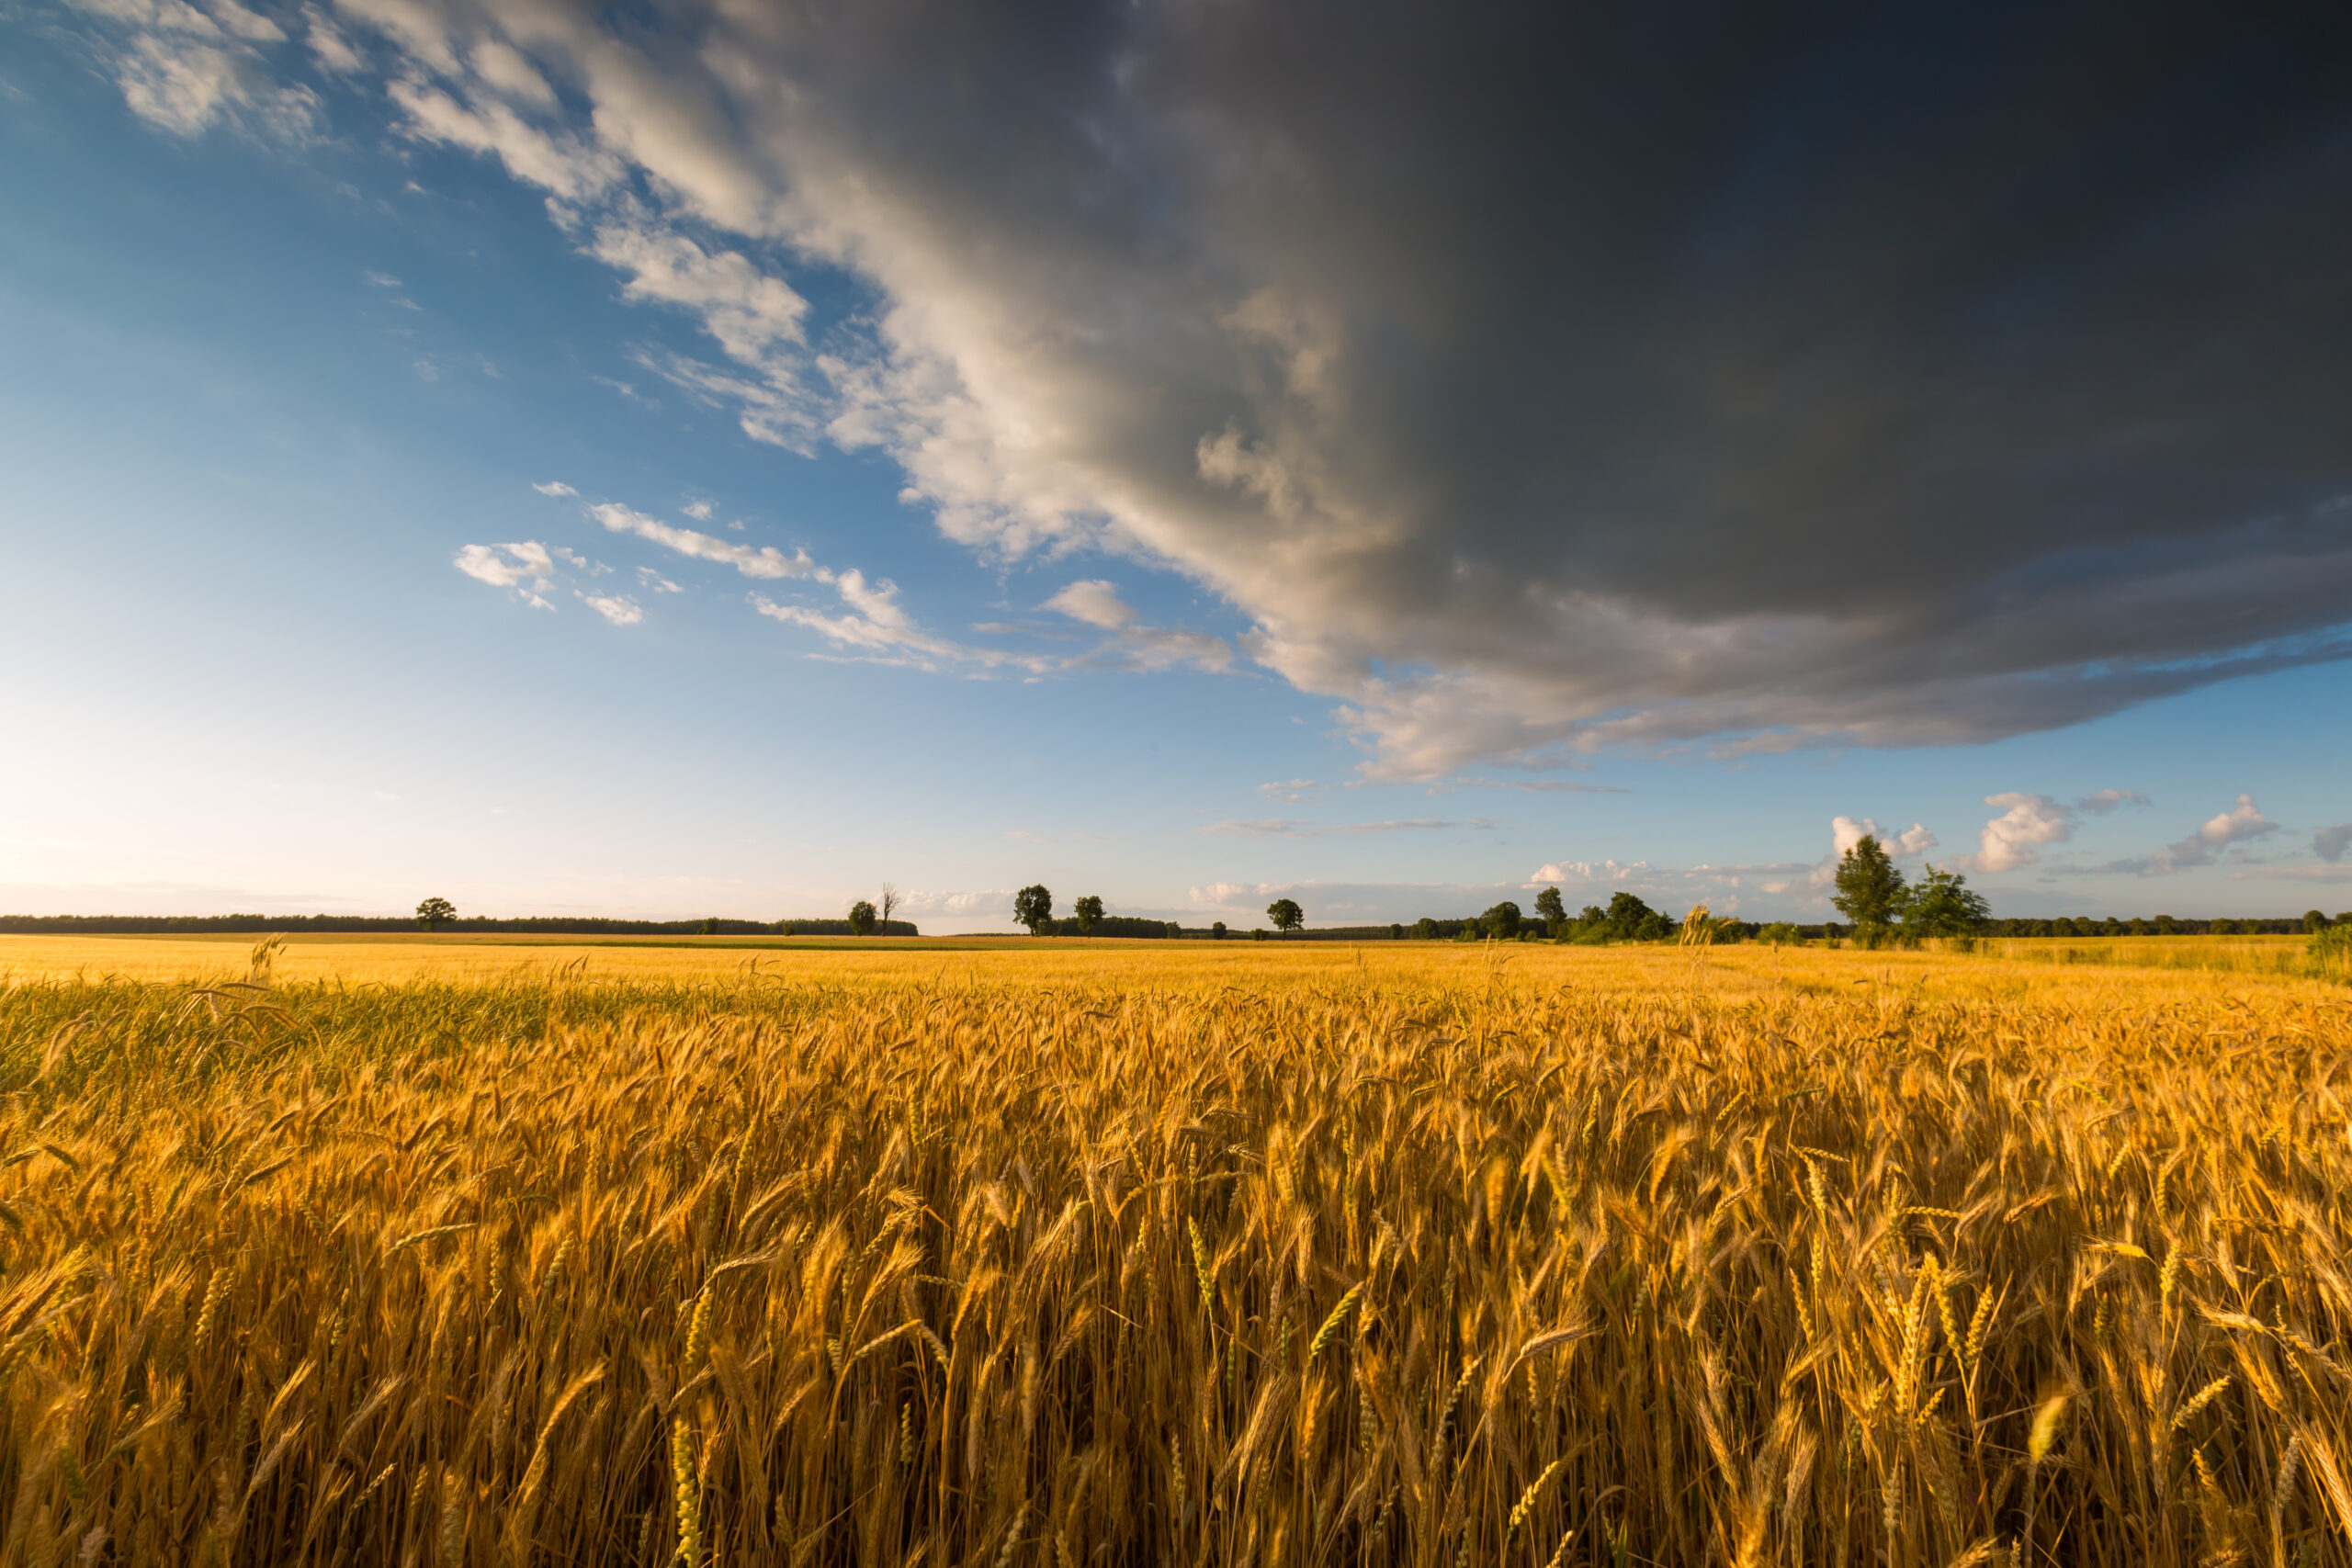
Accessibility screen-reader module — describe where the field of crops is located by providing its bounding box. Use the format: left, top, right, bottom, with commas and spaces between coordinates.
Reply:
4, 939, 2349, 1566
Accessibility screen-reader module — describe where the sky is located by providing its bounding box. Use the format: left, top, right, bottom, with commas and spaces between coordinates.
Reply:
2, 0, 2348, 931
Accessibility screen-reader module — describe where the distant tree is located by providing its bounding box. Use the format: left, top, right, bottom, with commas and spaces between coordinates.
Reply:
2129, 917, 2153, 935
697, 917, 719, 935
1073, 895, 1105, 934
1533, 886, 1566, 935
1604, 891, 1660, 942
2306, 908, 2332, 932
2210, 917, 2239, 935
1902, 864, 1990, 938
879, 884, 900, 932
415, 897, 456, 931
1266, 897, 1303, 933
1252, 928, 1270, 941
1831, 835, 1905, 944
847, 900, 878, 936
1415, 917, 1440, 940
1758, 921, 1802, 947
1390, 923, 1405, 940
1014, 885, 1054, 935
1212, 920, 1227, 940
1480, 900, 1522, 939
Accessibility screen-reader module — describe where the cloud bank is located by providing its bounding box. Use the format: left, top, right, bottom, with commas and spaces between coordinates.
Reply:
79, 0, 2352, 773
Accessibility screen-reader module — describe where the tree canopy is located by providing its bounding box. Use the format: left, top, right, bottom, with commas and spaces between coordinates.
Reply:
1831, 835, 1905, 938
1072, 895, 1104, 934
1903, 864, 1989, 937
415, 897, 455, 931
1265, 897, 1303, 932
1480, 900, 1522, 939
847, 900, 878, 936
1013, 885, 1054, 935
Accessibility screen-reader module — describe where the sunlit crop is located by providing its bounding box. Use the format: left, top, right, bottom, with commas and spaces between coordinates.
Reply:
4, 938, 2347, 1564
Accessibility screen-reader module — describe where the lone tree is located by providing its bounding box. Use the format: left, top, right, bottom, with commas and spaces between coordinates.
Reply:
415, 897, 455, 931
1014, 885, 1054, 935
1266, 897, 1303, 933
1072, 895, 1105, 934
1832, 833, 1905, 944
879, 883, 900, 932
1481, 900, 1523, 939
1533, 886, 1566, 934
847, 899, 878, 936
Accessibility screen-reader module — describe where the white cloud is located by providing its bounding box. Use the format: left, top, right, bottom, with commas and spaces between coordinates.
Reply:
1046, 580, 1133, 631
1962, 793, 2075, 874
1259, 778, 1318, 803
533, 480, 577, 497
2318, 824, 2351, 864
1045, 580, 1231, 672
681, 500, 714, 521
1811, 815, 1935, 886
303, 5, 361, 72
636, 567, 682, 592
1190, 881, 1275, 907
362, 268, 402, 288
453, 541, 557, 609
453, 540, 550, 588
2090, 792, 2286, 875
589, 502, 817, 580
591, 220, 808, 362
96, 18, 321, 140
581, 592, 643, 626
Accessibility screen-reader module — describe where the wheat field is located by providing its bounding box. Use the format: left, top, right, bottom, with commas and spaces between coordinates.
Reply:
4, 938, 2348, 1566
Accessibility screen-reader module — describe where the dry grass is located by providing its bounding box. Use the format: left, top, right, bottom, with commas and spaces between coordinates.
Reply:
3, 940, 2348, 1565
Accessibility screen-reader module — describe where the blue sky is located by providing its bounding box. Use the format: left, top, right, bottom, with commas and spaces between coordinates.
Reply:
3, 0, 2348, 931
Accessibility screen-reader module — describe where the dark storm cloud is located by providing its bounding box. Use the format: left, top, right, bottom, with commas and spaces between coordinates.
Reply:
85, 0, 2352, 771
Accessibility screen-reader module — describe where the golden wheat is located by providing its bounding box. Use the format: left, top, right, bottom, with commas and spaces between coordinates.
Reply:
0, 942, 2346, 1564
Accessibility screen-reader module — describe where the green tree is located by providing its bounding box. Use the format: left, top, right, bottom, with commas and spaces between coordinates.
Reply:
1266, 897, 1303, 933
697, 917, 718, 935
1073, 895, 1105, 934
1757, 921, 1802, 946
1415, 917, 1440, 940
1901, 864, 1990, 938
415, 897, 455, 931
1480, 900, 1522, 939
847, 900, 878, 936
2305, 908, 2332, 932
1604, 891, 1658, 941
1831, 835, 1905, 944
1532, 886, 1566, 935
1013, 886, 1054, 935
1212, 920, 1227, 940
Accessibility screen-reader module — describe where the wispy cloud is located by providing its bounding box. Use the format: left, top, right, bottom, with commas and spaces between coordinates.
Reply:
1044, 581, 1231, 673
2077, 793, 2283, 876
454, 541, 628, 620
533, 480, 577, 497
1198, 818, 1494, 839
589, 502, 817, 581
453, 542, 557, 608
1435, 777, 1629, 795
581, 593, 643, 626
2317, 824, 2352, 864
